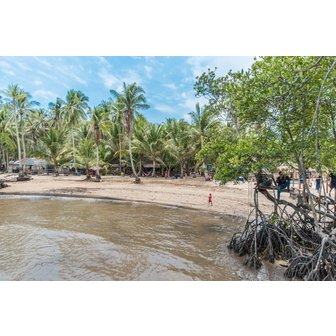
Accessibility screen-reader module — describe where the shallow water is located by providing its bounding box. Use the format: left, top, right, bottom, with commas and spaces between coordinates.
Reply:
0, 196, 284, 280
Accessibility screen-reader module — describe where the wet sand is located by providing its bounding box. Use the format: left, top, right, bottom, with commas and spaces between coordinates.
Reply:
0, 174, 277, 220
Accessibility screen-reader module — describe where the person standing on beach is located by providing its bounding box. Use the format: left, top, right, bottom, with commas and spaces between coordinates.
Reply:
315, 175, 321, 191
329, 173, 336, 197
208, 193, 213, 206
276, 171, 286, 200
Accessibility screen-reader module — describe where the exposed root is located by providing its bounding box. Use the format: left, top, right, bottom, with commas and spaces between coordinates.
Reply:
228, 187, 336, 280
285, 239, 336, 280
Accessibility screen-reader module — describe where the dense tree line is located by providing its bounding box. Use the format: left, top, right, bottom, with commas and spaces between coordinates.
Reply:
0, 82, 218, 181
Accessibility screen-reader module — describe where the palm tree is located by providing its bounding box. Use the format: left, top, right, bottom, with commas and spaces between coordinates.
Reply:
141, 123, 165, 177
165, 118, 192, 177
17, 92, 39, 171
64, 90, 89, 173
91, 104, 109, 180
1, 84, 26, 175
189, 103, 219, 172
110, 82, 149, 182
39, 127, 68, 174
77, 137, 95, 177
110, 96, 126, 173
132, 114, 149, 176
25, 108, 49, 155
104, 121, 127, 173
48, 98, 65, 129
0, 105, 15, 171
189, 103, 219, 151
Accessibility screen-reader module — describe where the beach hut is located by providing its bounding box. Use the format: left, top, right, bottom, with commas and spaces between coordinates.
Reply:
9, 158, 48, 174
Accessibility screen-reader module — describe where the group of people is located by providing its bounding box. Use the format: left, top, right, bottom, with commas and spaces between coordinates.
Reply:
208, 171, 336, 207
259, 170, 336, 200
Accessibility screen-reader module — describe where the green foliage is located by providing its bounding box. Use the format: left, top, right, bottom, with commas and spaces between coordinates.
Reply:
195, 56, 336, 182
39, 127, 68, 168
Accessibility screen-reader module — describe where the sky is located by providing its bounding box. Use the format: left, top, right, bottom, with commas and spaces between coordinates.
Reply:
0, 56, 254, 123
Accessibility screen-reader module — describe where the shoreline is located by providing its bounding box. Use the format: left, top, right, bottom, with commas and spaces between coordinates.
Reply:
0, 174, 275, 222
0, 191, 247, 224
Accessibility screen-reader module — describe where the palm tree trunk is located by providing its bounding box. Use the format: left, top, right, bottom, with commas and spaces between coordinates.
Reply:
21, 130, 26, 172
96, 144, 100, 178
152, 158, 156, 177
137, 155, 142, 176
119, 132, 122, 174
180, 162, 184, 177
72, 125, 77, 174
128, 132, 140, 182
6, 150, 9, 172
53, 158, 58, 175
14, 108, 22, 174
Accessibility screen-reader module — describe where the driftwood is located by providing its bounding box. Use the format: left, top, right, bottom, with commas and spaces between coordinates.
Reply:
228, 185, 336, 281
16, 175, 32, 181
0, 179, 8, 189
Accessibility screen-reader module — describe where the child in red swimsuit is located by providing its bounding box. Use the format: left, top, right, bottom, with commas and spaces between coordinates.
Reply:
208, 193, 213, 206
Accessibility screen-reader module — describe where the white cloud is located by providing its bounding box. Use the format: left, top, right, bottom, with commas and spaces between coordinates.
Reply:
0, 60, 12, 69
33, 89, 58, 101
179, 91, 207, 111
15, 61, 31, 71
186, 56, 254, 78
183, 113, 192, 122
98, 68, 119, 89
33, 80, 43, 86
144, 65, 152, 79
33, 57, 87, 85
122, 69, 142, 85
163, 83, 178, 90
68, 72, 87, 85
33, 57, 52, 67
0, 68, 15, 76
155, 104, 176, 114
0, 60, 15, 76
36, 70, 56, 80
54, 64, 87, 85
96, 56, 110, 67
180, 97, 197, 111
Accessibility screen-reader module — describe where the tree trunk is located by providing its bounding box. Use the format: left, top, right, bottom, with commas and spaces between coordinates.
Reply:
14, 104, 22, 175
137, 155, 142, 176
152, 158, 156, 177
95, 144, 100, 178
53, 159, 59, 176
128, 132, 140, 182
180, 162, 184, 177
21, 129, 26, 173
5, 150, 9, 172
72, 125, 77, 174
119, 132, 122, 175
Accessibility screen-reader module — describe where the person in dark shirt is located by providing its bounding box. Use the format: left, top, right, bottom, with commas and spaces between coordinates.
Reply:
276, 171, 286, 200
285, 175, 291, 192
329, 173, 336, 197
256, 170, 272, 188
316, 175, 321, 191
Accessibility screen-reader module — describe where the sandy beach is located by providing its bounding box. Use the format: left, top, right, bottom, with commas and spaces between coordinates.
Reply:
0, 174, 279, 220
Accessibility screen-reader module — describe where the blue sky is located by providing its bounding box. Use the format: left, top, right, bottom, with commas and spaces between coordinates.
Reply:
0, 56, 254, 123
